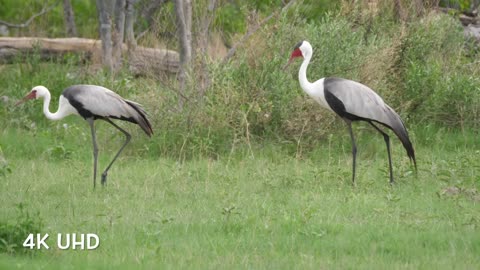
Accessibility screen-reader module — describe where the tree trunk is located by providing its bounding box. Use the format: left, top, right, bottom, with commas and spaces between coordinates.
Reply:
125, 0, 137, 55
175, 0, 192, 64
184, 0, 192, 52
197, 0, 217, 96
62, 0, 77, 37
414, 0, 424, 17
113, 0, 126, 71
174, 0, 192, 109
96, 0, 113, 71
393, 0, 405, 22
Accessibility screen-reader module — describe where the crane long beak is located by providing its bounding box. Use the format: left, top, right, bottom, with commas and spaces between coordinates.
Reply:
15, 92, 35, 106
282, 58, 293, 71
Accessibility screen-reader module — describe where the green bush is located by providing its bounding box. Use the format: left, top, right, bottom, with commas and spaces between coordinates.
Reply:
400, 14, 480, 128
0, 203, 44, 255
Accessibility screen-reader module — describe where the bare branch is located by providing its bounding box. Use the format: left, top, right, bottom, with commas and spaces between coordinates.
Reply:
135, 27, 150, 42
135, 0, 169, 42
139, 0, 169, 26
0, 1, 60, 28
222, 0, 296, 64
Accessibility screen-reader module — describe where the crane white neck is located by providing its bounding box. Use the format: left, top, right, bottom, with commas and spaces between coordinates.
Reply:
41, 90, 67, 121
298, 53, 314, 95
295, 50, 331, 111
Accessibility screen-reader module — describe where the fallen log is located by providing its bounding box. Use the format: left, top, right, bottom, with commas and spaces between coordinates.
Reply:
435, 7, 479, 26
0, 37, 179, 75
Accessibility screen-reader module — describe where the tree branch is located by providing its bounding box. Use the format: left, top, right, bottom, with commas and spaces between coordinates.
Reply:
0, 1, 60, 28
222, 0, 296, 64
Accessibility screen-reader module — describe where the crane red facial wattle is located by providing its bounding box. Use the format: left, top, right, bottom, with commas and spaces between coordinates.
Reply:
290, 48, 303, 59
282, 48, 303, 71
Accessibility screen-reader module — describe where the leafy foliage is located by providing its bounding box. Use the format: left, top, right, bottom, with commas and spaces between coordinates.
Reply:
0, 203, 44, 255
398, 14, 480, 127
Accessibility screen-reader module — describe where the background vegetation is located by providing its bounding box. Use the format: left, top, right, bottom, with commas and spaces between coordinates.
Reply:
0, 0, 479, 268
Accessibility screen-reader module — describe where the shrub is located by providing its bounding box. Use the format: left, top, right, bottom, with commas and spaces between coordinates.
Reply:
0, 203, 44, 255
399, 14, 480, 128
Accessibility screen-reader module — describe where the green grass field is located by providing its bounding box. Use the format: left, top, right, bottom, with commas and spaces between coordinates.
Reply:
1, 0, 479, 268
1, 123, 479, 269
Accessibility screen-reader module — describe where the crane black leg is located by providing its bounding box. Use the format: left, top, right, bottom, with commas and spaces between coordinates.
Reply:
344, 119, 357, 184
101, 118, 132, 186
369, 122, 394, 184
87, 118, 98, 189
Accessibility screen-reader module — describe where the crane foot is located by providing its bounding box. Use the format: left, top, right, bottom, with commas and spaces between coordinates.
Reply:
101, 172, 108, 186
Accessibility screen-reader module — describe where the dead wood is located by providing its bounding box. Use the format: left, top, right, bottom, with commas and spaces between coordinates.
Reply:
0, 37, 179, 75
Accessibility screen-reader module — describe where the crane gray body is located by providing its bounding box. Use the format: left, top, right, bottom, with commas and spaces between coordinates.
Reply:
322, 77, 415, 166
62, 85, 152, 136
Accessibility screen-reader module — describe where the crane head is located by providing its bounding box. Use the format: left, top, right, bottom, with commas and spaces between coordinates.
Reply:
15, 86, 47, 106
283, 40, 309, 70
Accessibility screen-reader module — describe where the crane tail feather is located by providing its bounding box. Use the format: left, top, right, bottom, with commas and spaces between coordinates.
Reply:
396, 127, 417, 170
125, 100, 153, 137
381, 107, 417, 171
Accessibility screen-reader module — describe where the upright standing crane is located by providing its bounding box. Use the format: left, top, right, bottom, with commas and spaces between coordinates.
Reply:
284, 40, 416, 184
